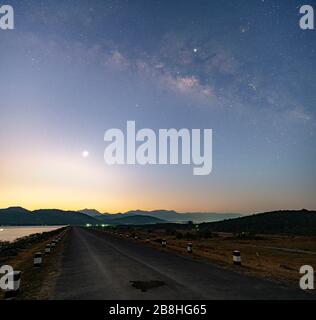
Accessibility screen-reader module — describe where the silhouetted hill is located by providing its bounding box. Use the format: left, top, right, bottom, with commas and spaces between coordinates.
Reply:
94, 210, 179, 221
0, 207, 41, 225
108, 215, 165, 225
0, 207, 98, 226
5, 206, 29, 213
123, 210, 179, 220
200, 209, 316, 235
78, 209, 104, 218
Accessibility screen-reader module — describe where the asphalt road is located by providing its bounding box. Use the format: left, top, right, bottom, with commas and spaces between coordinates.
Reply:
52, 227, 313, 300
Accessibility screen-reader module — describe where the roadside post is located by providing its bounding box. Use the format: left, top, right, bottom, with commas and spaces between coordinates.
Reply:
233, 250, 241, 265
187, 242, 193, 253
33, 252, 43, 267
45, 244, 51, 254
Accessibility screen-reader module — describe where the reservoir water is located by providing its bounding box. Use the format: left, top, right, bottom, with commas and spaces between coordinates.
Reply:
0, 226, 64, 242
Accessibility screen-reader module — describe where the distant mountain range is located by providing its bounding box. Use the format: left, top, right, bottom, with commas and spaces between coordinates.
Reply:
79, 209, 242, 223
0, 207, 166, 226
0, 207, 242, 226
1, 207, 315, 234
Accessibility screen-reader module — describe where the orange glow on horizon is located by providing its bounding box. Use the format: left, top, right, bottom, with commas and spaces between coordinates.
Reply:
1, 142, 315, 214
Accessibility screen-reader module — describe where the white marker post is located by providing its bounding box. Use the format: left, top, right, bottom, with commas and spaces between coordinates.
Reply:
34, 252, 43, 267
187, 242, 193, 253
4, 271, 21, 300
233, 250, 241, 265
161, 239, 167, 247
45, 244, 51, 254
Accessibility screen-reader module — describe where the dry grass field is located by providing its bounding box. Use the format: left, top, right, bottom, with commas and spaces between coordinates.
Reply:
111, 228, 316, 284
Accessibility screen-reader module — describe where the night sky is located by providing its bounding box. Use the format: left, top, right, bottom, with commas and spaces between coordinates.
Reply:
0, 0, 315, 213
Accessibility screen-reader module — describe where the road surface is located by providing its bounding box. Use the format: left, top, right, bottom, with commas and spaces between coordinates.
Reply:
52, 227, 313, 300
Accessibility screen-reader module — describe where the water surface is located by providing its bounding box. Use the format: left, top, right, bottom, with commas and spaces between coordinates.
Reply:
0, 226, 64, 242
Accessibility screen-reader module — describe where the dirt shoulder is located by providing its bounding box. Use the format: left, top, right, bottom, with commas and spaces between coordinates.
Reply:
0, 227, 69, 300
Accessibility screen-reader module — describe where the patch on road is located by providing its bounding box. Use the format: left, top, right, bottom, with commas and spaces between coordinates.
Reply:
130, 280, 165, 292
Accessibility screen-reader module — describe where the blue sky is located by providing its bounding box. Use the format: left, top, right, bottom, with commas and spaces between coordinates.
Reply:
0, 0, 315, 213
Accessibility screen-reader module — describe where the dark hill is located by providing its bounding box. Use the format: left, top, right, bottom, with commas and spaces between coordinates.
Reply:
200, 209, 316, 235
108, 215, 165, 225
0, 207, 41, 225
78, 209, 104, 218
0, 207, 98, 226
